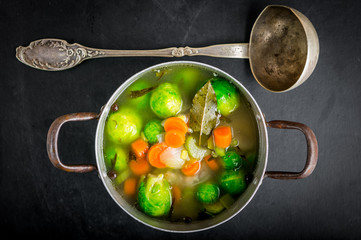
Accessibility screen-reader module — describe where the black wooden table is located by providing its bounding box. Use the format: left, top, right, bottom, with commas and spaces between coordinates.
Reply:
1, 0, 360, 239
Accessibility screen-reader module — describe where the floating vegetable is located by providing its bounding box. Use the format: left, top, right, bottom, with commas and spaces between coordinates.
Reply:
196, 183, 220, 204
159, 146, 186, 169
211, 77, 241, 116
105, 108, 142, 144
204, 201, 224, 215
171, 185, 182, 205
150, 83, 182, 118
213, 125, 232, 148
173, 67, 202, 96
219, 170, 247, 195
204, 155, 220, 171
129, 157, 151, 176
189, 81, 219, 144
165, 129, 186, 148
124, 177, 138, 196
104, 147, 128, 172
214, 146, 226, 157
114, 169, 130, 185
147, 143, 168, 168
164, 117, 188, 133
181, 161, 201, 176
221, 148, 243, 170
138, 174, 172, 217
143, 119, 163, 144
131, 138, 149, 158
185, 135, 211, 160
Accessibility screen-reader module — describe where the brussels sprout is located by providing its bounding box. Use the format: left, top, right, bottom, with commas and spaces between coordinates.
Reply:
219, 170, 247, 195
138, 174, 172, 217
105, 108, 142, 144
196, 183, 220, 204
211, 77, 241, 116
127, 79, 152, 109
104, 147, 128, 172
221, 149, 243, 170
173, 68, 203, 96
150, 83, 182, 118
143, 119, 163, 144
204, 201, 224, 215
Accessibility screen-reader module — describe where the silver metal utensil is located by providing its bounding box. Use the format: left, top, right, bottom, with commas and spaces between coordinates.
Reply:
16, 5, 319, 92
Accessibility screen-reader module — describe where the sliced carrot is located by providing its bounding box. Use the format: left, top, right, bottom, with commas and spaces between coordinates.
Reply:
205, 156, 220, 171
124, 177, 137, 196
131, 138, 149, 158
147, 142, 168, 168
213, 126, 232, 148
164, 117, 188, 133
129, 157, 150, 176
181, 160, 201, 176
165, 129, 185, 148
171, 185, 182, 205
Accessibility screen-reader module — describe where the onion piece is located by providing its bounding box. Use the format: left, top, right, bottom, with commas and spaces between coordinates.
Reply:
159, 146, 186, 169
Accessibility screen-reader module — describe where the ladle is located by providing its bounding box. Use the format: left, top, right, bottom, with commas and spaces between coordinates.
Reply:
16, 5, 319, 92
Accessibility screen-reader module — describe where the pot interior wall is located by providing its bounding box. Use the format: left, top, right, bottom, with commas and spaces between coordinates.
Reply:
95, 61, 268, 232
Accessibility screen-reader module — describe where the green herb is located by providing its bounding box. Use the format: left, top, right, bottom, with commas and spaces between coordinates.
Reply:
189, 81, 219, 144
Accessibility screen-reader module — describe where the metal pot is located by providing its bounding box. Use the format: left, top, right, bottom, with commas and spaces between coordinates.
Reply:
47, 61, 318, 232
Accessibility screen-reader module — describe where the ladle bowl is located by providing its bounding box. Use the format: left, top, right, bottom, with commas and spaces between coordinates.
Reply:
16, 5, 319, 92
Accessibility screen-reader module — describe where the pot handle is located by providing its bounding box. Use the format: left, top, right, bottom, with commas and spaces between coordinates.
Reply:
47, 112, 99, 173
264, 120, 318, 180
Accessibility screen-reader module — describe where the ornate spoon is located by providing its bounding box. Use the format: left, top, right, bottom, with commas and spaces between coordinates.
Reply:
16, 39, 247, 71
16, 5, 319, 92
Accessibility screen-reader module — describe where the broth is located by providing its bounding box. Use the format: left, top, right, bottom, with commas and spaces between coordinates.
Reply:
102, 65, 258, 223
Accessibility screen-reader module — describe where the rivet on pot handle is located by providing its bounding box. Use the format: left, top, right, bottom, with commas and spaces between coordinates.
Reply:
47, 112, 99, 173
265, 120, 318, 180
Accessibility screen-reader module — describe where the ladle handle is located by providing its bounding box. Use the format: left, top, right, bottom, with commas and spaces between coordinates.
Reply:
47, 112, 99, 173
264, 120, 318, 180
16, 38, 249, 71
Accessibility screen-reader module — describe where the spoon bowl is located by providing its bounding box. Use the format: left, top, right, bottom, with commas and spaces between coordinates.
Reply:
249, 5, 319, 92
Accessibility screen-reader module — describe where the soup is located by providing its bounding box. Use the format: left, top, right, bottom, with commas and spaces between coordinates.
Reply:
102, 65, 258, 223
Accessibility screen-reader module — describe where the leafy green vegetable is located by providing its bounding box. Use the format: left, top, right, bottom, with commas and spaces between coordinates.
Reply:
103, 147, 128, 172
185, 135, 211, 160
143, 119, 163, 144
219, 170, 247, 195
189, 81, 219, 144
138, 174, 172, 217
150, 83, 182, 119
196, 183, 220, 204
211, 77, 241, 116
105, 108, 142, 144
221, 148, 243, 170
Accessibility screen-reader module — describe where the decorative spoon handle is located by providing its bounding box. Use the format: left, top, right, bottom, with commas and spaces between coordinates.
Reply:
16, 38, 249, 71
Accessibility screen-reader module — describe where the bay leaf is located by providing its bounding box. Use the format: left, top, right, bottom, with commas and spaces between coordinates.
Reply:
189, 81, 219, 144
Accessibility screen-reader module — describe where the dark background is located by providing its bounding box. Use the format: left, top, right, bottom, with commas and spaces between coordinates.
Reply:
1, 0, 360, 239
